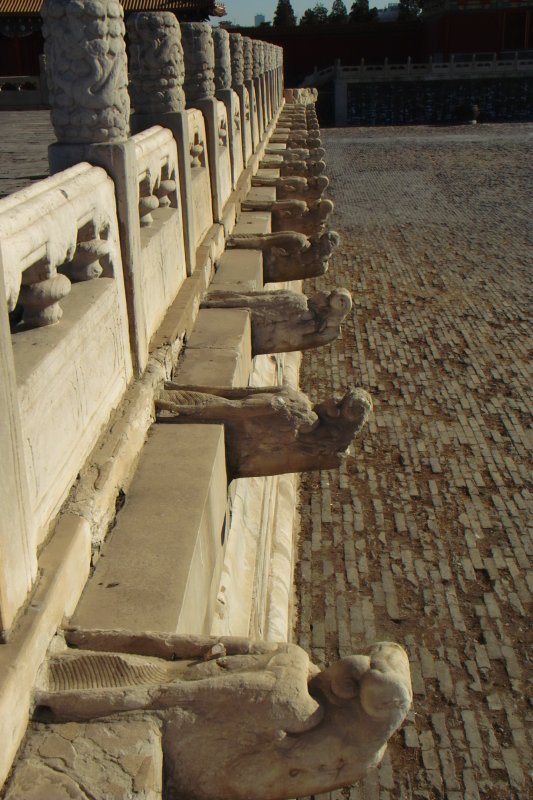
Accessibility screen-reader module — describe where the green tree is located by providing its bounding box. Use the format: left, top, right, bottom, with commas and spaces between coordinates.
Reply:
273, 0, 297, 26
329, 0, 348, 23
349, 0, 378, 22
300, 2, 329, 25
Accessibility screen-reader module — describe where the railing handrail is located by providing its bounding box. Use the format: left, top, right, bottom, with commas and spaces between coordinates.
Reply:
302, 56, 533, 86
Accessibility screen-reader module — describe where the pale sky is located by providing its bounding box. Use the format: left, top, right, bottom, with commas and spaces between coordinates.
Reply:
224, 0, 390, 27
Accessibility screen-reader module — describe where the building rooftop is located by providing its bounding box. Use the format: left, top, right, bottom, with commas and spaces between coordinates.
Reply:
0, 0, 226, 17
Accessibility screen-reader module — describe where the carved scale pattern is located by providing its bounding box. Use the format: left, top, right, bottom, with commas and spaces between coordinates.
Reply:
48, 653, 172, 691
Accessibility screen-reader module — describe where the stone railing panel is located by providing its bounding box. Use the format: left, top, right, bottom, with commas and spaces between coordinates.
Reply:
130, 125, 186, 341
0, 163, 132, 543
187, 109, 213, 246
214, 101, 233, 211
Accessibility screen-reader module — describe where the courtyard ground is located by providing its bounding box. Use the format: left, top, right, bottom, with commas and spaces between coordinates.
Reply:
296, 124, 532, 800
0, 114, 531, 799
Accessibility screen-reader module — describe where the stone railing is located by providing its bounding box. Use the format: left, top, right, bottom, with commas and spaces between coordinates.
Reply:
0, 12, 286, 788
0, 6, 412, 798
314, 54, 533, 125
304, 53, 533, 87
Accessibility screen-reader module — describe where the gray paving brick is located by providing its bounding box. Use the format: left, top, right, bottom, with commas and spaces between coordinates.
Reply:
295, 123, 531, 799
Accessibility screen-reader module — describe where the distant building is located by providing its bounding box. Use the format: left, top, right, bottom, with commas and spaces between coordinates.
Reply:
255, 13, 266, 25
378, 3, 400, 22
423, 0, 533, 58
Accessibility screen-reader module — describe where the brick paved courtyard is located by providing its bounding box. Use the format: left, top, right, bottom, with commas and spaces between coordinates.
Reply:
0, 114, 531, 799
296, 125, 532, 800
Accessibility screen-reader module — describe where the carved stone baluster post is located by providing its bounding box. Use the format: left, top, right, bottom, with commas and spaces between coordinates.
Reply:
260, 41, 270, 129
269, 46, 276, 114
181, 23, 232, 222
230, 32, 252, 166
127, 12, 196, 275
277, 46, 284, 107
253, 40, 265, 138
262, 43, 273, 125
243, 37, 259, 151
212, 28, 244, 190
43, 0, 149, 374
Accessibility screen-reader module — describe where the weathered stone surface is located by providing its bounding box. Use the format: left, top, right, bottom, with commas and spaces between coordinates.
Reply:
229, 33, 244, 88
158, 382, 371, 478
4, 718, 163, 800
202, 287, 351, 355
42, 0, 130, 143
35, 637, 411, 800
212, 27, 231, 93
181, 23, 215, 102
227, 230, 340, 282
127, 12, 185, 114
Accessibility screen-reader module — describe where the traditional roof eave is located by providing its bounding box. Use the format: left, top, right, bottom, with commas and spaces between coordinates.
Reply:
0, 0, 226, 17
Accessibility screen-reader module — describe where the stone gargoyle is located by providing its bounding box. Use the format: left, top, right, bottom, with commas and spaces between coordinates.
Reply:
251, 174, 329, 202
226, 230, 340, 282
271, 134, 321, 149
156, 383, 372, 479
278, 159, 326, 177
202, 287, 352, 355
36, 631, 412, 800
265, 146, 326, 162
240, 198, 333, 236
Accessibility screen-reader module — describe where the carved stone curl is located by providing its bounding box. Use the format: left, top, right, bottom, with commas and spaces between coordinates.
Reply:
229, 32, 244, 88
227, 230, 340, 282
202, 287, 351, 355
157, 383, 371, 477
127, 12, 185, 114
42, 0, 130, 143
181, 22, 215, 101
212, 27, 231, 92
252, 174, 330, 202
37, 633, 411, 800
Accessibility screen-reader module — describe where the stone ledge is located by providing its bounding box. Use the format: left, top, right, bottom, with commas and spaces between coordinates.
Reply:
232, 211, 271, 236
70, 425, 228, 636
210, 249, 263, 292
0, 515, 91, 787
175, 308, 252, 388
